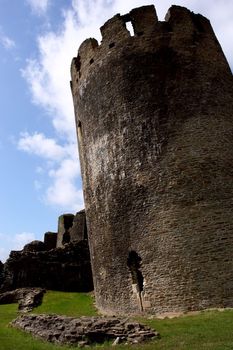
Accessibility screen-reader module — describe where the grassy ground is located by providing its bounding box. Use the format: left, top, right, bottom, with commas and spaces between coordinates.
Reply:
34, 291, 97, 317
0, 291, 233, 349
0, 303, 71, 350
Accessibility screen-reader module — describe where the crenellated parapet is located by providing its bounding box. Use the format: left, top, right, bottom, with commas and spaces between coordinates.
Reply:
71, 5, 230, 93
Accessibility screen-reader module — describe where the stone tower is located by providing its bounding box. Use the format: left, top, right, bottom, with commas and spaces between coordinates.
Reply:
71, 5, 233, 315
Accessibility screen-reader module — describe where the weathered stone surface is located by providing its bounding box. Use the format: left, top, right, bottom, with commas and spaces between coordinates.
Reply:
0, 210, 92, 294
71, 5, 233, 315
57, 214, 74, 247
56, 210, 87, 247
0, 288, 45, 312
23, 240, 46, 252
44, 232, 57, 251
70, 210, 87, 243
11, 315, 159, 346
0, 241, 93, 292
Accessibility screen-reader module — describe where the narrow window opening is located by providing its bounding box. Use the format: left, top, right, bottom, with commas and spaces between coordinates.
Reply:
78, 120, 82, 142
127, 251, 144, 311
137, 31, 144, 37
109, 42, 115, 49
62, 230, 70, 245
74, 55, 81, 71
90, 58, 94, 65
126, 21, 134, 36
62, 215, 73, 245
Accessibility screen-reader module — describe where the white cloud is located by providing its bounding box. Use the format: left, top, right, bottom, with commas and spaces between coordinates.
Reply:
0, 27, 15, 50
0, 232, 35, 262
0, 35, 15, 50
26, 0, 49, 15
18, 132, 68, 161
46, 158, 83, 210
20, 0, 233, 212
17, 132, 82, 210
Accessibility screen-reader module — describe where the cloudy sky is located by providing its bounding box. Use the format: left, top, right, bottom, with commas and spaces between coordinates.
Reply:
0, 0, 232, 262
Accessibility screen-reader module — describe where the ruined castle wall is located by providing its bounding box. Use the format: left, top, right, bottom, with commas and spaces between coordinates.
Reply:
0, 241, 93, 293
69, 210, 87, 243
44, 232, 57, 250
71, 5, 233, 315
56, 214, 74, 248
56, 211, 87, 247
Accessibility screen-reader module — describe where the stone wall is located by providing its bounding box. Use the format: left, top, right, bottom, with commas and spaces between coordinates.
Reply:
0, 261, 3, 287
0, 210, 93, 293
44, 232, 57, 250
70, 210, 87, 243
56, 211, 87, 247
57, 214, 74, 248
71, 5, 233, 315
0, 241, 93, 292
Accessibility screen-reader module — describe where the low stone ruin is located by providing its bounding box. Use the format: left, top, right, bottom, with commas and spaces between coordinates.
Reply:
0, 240, 93, 292
11, 314, 159, 346
0, 260, 3, 286
0, 210, 93, 293
0, 288, 45, 312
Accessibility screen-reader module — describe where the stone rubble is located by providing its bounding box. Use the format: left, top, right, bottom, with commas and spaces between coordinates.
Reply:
0, 288, 45, 312
11, 314, 159, 346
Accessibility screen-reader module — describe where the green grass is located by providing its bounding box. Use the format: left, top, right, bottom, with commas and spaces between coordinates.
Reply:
0, 303, 71, 350
1, 291, 233, 349
34, 291, 97, 317
133, 310, 233, 350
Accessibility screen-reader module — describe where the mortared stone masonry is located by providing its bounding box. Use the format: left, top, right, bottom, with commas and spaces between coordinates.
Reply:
71, 5, 233, 315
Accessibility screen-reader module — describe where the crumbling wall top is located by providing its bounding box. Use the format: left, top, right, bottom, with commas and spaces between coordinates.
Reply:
129, 5, 158, 36
71, 4, 224, 84
165, 5, 212, 36
100, 14, 130, 43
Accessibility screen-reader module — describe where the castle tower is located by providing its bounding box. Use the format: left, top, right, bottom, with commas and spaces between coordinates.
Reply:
71, 5, 233, 315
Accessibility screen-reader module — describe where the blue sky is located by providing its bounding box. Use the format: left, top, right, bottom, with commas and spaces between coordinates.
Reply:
0, 0, 232, 262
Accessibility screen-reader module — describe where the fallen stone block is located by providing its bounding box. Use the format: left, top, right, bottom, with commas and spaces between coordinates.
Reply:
0, 288, 45, 312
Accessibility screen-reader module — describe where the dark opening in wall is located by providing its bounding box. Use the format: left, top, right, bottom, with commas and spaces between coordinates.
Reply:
62, 231, 70, 245
64, 215, 74, 230
127, 251, 144, 311
78, 120, 83, 142
90, 58, 94, 65
137, 31, 144, 36
62, 215, 73, 245
109, 42, 115, 48
127, 251, 144, 292
74, 55, 81, 71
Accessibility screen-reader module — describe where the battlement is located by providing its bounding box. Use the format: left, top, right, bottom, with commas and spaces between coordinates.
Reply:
71, 4, 222, 85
